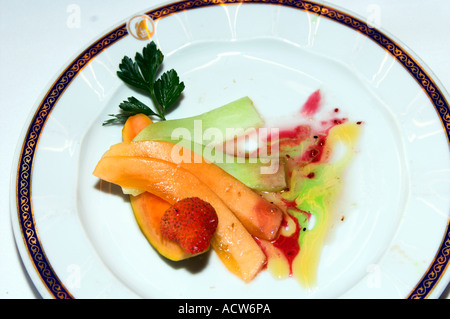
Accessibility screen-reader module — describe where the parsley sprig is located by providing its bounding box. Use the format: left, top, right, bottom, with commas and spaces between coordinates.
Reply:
103, 42, 185, 125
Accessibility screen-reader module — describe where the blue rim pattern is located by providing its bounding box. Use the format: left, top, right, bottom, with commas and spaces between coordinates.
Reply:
15, 0, 450, 299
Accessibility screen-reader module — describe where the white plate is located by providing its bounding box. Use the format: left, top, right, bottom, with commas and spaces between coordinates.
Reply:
11, 0, 450, 299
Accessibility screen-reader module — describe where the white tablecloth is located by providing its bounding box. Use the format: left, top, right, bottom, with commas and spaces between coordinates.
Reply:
1, 0, 449, 298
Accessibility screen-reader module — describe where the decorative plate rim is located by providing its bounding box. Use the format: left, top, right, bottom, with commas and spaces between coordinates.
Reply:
12, 0, 450, 299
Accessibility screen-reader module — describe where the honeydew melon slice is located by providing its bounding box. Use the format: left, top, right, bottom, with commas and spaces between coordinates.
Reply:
133, 96, 287, 191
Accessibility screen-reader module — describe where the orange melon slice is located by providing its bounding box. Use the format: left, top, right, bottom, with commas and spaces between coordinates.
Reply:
93, 156, 266, 282
101, 140, 283, 241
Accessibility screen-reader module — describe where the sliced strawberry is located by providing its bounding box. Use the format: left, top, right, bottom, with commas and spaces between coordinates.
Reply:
160, 197, 218, 255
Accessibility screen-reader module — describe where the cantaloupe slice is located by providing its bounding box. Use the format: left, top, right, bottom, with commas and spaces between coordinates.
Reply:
93, 156, 267, 282
101, 140, 283, 241
121, 114, 195, 261
121, 114, 155, 195
122, 113, 153, 143
131, 191, 194, 261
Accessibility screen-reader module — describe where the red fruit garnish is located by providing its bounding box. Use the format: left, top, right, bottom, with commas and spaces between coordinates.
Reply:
160, 197, 218, 255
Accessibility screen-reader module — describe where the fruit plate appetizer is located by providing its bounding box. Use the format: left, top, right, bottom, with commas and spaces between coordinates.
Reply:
11, 0, 450, 299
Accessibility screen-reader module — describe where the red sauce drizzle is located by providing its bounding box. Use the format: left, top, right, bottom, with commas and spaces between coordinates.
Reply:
278, 124, 310, 140
251, 89, 358, 278
272, 215, 301, 275
300, 89, 322, 116
300, 135, 327, 163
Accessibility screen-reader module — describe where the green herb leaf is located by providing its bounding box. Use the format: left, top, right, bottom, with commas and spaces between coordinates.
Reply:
116, 56, 148, 91
102, 97, 159, 126
154, 69, 185, 114
135, 41, 163, 86
102, 113, 132, 126
104, 41, 185, 125
118, 96, 157, 116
